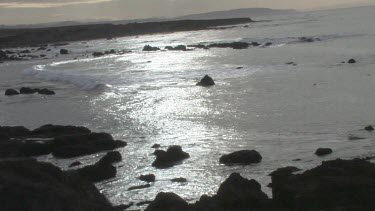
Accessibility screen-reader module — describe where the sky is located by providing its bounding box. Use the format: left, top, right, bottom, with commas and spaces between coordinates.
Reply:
0, 0, 374, 25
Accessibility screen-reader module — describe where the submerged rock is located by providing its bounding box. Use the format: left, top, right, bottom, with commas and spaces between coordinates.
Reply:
38, 88, 55, 95
219, 150, 262, 165
208, 42, 249, 49
152, 145, 190, 168
348, 59, 356, 64
171, 177, 187, 183
315, 148, 333, 156
5, 89, 19, 96
93, 52, 105, 57
196, 75, 215, 86
128, 184, 151, 191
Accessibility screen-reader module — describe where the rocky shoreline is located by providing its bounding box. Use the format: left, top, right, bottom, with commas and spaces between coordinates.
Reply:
1, 124, 375, 210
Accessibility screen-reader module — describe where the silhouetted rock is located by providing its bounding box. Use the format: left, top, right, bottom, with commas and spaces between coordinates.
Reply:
50, 132, 127, 158
99, 151, 122, 165
187, 44, 207, 49
171, 178, 187, 183
348, 59, 356, 64
128, 184, 151, 191
60, 49, 69, 54
20, 49, 31, 53
315, 148, 333, 156
364, 125, 374, 131
69, 161, 82, 168
93, 52, 105, 57
0, 159, 117, 211
20, 87, 38, 94
208, 42, 249, 49
251, 42, 260, 46
143, 45, 160, 51
38, 88, 55, 95
196, 75, 215, 86
104, 49, 116, 54
72, 155, 117, 183
151, 144, 161, 148
30, 124, 91, 137
152, 145, 190, 168
174, 45, 187, 51
145, 192, 189, 211
5, 89, 19, 96
219, 150, 262, 165
139, 174, 156, 182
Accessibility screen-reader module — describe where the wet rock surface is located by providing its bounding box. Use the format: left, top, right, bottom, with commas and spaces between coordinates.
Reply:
219, 150, 262, 165
152, 145, 190, 168
196, 75, 215, 86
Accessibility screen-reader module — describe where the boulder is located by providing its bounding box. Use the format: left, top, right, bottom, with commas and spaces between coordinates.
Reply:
145, 192, 189, 211
348, 59, 356, 64
364, 125, 374, 131
30, 124, 91, 137
251, 42, 260, 46
219, 150, 262, 165
187, 44, 207, 49
139, 174, 156, 182
151, 144, 161, 148
173, 45, 187, 51
196, 75, 215, 87
5, 89, 19, 96
93, 52, 105, 57
152, 145, 190, 168
20, 87, 38, 94
143, 45, 160, 51
99, 151, 122, 165
38, 88, 55, 95
314, 148, 333, 156
72, 158, 117, 183
0, 159, 117, 211
60, 49, 69, 54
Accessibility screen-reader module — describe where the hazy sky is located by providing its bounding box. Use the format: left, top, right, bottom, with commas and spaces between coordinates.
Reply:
0, 0, 374, 25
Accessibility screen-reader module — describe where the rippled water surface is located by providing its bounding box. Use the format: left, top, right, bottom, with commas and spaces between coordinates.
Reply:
1, 6, 375, 209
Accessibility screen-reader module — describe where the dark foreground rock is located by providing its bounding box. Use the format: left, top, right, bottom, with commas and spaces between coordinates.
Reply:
219, 150, 262, 165
0, 124, 127, 158
152, 145, 190, 168
0, 159, 118, 211
145, 192, 189, 211
139, 174, 156, 182
196, 75, 215, 86
314, 148, 333, 156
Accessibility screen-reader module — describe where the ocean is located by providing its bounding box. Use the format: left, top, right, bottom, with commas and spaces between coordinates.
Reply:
1, 5, 375, 209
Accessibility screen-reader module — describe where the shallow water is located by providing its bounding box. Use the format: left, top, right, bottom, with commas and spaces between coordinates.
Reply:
1, 6, 375, 209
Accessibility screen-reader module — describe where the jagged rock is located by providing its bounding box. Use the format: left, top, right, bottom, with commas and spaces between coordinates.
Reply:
38, 88, 55, 95
171, 178, 187, 183
20, 87, 38, 94
139, 174, 156, 182
30, 124, 91, 137
50, 132, 127, 158
196, 75, 215, 87
219, 150, 262, 165
152, 145, 190, 168
364, 125, 374, 131
0, 159, 117, 211
271, 159, 375, 211
143, 45, 160, 51
145, 192, 189, 211
69, 161, 82, 168
348, 59, 356, 64
315, 148, 333, 156
128, 184, 151, 191
60, 49, 69, 54
5, 89, 19, 96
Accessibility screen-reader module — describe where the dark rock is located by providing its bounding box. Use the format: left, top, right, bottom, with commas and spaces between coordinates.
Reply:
69, 161, 82, 168
50, 132, 127, 158
264, 42, 273, 46
145, 192, 189, 211
152, 145, 190, 168
0, 126, 30, 137
208, 42, 249, 49
269, 166, 301, 177
271, 159, 375, 211
38, 88, 55, 95
187, 44, 207, 49
348, 134, 365, 140
364, 125, 374, 131
196, 75, 215, 87
30, 124, 91, 137
165, 46, 173, 50
315, 148, 333, 156
137, 201, 153, 206
348, 59, 356, 64
0, 159, 117, 211
171, 178, 187, 183
114, 203, 134, 210
40, 54, 46, 57
5, 89, 19, 96
99, 151, 122, 165
93, 52, 105, 57
38, 46, 47, 50
143, 45, 160, 51
251, 42, 260, 46
60, 49, 69, 54
128, 184, 151, 191
20, 87, 38, 94
20, 49, 31, 53
139, 174, 156, 182
219, 150, 262, 165
236, 67, 243, 69
72, 158, 117, 183
104, 49, 116, 54
151, 144, 161, 148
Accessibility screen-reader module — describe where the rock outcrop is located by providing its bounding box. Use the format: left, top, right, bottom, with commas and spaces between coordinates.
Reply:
219, 150, 262, 165
314, 148, 333, 156
196, 75, 215, 87
152, 145, 190, 168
